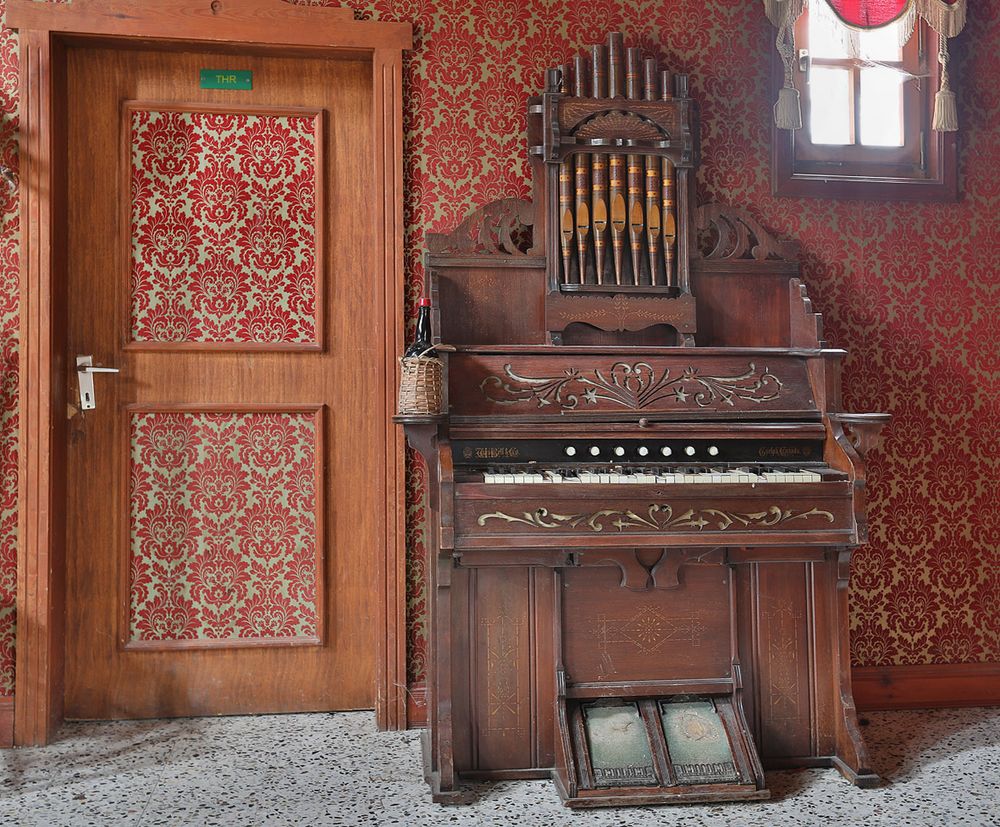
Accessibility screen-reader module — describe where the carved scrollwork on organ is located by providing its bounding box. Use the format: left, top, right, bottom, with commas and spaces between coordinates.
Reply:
425, 196, 535, 257
475, 504, 836, 533
478, 361, 784, 411
695, 203, 800, 262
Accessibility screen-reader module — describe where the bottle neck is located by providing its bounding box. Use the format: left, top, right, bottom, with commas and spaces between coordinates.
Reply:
414, 306, 432, 345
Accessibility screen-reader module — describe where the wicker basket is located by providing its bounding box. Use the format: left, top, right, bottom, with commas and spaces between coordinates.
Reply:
397, 348, 444, 416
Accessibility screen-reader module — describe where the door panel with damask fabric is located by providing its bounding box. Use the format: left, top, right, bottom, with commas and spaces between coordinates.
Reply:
63, 44, 379, 718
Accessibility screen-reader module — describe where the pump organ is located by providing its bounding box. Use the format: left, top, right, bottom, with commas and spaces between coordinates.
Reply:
398, 34, 888, 808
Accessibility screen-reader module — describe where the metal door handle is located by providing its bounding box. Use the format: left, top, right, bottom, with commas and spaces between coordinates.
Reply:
76, 355, 120, 411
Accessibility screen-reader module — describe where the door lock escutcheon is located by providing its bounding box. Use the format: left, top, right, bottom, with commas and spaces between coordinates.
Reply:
76, 355, 120, 411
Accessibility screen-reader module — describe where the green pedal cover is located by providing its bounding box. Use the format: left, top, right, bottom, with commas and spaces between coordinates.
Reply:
659, 699, 740, 785
583, 702, 657, 787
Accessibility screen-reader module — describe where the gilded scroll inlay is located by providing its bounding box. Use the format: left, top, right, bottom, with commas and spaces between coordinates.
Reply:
479, 361, 782, 410
476, 504, 835, 533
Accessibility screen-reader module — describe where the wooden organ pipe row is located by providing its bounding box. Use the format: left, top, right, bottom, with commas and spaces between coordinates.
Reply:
557, 34, 678, 289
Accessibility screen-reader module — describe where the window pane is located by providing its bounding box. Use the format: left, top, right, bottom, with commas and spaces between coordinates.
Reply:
808, 7, 849, 58
859, 21, 903, 61
809, 67, 853, 145
860, 67, 904, 146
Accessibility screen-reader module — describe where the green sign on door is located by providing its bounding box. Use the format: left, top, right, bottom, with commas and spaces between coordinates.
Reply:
200, 70, 253, 90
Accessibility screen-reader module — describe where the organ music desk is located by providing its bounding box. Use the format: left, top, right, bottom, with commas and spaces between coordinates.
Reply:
398, 34, 888, 808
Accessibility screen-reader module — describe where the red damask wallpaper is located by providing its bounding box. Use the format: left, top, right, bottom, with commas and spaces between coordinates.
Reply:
130, 109, 319, 344
0, 0, 996, 695
129, 411, 320, 643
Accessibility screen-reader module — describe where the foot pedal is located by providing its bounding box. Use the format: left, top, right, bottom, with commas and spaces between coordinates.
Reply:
555, 694, 769, 808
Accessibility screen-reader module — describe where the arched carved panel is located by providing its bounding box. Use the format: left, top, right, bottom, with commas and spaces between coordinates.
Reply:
426, 197, 535, 257
695, 204, 799, 262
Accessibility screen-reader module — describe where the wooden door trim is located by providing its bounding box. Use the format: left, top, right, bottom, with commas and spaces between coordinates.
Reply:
5, 0, 412, 50
10, 0, 412, 744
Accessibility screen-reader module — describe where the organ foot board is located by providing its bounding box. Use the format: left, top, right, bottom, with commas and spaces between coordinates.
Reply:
554, 669, 769, 807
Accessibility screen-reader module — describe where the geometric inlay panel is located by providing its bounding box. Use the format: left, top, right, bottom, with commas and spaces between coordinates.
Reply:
129, 108, 320, 345
128, 410, 321, 645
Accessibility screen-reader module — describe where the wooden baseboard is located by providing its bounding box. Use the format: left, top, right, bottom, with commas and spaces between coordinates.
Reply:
407, 683, 426, 729
0, 696, 13, 748
407, 665, 1000, 727
853, 663, 1000, 711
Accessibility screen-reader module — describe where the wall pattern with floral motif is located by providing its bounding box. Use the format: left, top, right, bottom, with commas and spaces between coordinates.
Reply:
129, 411, 320, 643
0, 0, 996, 695
130, 109, 319, 344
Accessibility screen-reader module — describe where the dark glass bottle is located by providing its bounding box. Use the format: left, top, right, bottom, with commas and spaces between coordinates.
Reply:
404, 297, 433, 357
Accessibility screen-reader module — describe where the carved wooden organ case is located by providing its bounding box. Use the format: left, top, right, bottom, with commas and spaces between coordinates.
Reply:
399, 34, 888, 809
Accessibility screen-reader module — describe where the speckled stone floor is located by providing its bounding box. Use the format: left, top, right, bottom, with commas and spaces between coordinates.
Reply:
0, 708, 997, 826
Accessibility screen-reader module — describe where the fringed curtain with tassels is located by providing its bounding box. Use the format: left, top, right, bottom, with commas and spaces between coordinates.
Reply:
764, 0, 966, 131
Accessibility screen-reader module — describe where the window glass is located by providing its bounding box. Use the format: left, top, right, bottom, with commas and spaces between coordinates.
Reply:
860, 67, 904, 146
809, 67, 853, 145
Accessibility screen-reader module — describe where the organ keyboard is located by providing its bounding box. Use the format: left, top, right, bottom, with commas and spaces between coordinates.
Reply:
398, 32, 888, 810
479, 466, 827, 484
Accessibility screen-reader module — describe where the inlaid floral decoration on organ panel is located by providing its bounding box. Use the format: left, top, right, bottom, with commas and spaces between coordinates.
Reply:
129, 411, 320, 644
480, 361, 783, 410
130, 109, 319, 345
0, 0, 996, 694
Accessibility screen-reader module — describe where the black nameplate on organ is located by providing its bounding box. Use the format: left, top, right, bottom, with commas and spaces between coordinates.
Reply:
454, 439, 824, 465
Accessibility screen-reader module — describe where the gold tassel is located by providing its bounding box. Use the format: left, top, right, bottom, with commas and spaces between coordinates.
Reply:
932, 37, 958, 131
775, 86, 803, 130
771, 1, 803, 131
934, 87, 958, 131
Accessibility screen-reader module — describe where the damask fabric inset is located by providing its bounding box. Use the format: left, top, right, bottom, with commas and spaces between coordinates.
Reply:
129, 109, 318, 344
129, 411, 320, 644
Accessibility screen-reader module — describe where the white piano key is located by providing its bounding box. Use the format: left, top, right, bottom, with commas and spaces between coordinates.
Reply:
763, 471, 794, 483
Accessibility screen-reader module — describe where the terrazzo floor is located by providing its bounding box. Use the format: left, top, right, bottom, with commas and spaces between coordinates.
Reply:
0, 708, 997, 826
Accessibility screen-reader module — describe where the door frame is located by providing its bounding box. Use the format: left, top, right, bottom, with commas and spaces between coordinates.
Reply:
9, 0, 412, 745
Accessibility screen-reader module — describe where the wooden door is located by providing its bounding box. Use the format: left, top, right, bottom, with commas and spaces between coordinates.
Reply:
63, 43, 380, 719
